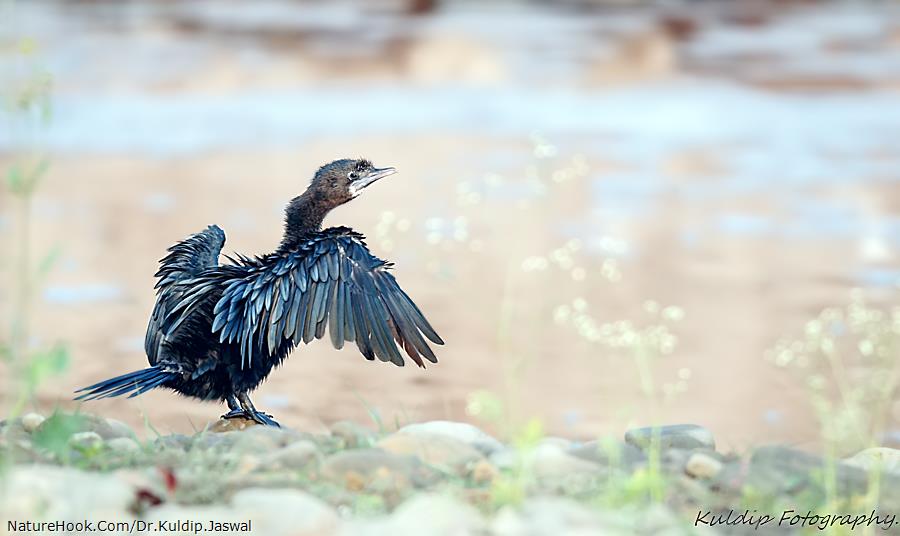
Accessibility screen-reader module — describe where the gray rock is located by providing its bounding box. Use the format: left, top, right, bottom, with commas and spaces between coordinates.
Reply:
154, 433, 192, 451
21, 413, 45, 433
539, 437, 572, 450
492, 497, 620, 536
377, 432, 484, 475
385, 493, 485, 535
531, 443, 606, 480
1, 465, 135, 518
322, 448, 440, 491
343, 494, 484, 536
107, 437, 141, 454
198, 425, 308, 453
230, 488, 338, 535
261, 440, 321, 470
569, 439, 646, 469
625, 424, 715, 451
331, 420, 377, 449
398, 421, 503, 456
685, 451, 723, 479
69, 431, 103, 450
844, 448, 900, 475
490, 447, 519, 471
35, 413, 134, 441
746, 445, 900, 502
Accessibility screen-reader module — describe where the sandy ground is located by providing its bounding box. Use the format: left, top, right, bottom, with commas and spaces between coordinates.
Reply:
1, 1, 898, 452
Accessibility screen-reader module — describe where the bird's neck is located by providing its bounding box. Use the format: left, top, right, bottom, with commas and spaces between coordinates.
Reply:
280, 192, 331, 250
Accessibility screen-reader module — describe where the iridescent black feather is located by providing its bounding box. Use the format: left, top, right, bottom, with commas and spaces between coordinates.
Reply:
75, 159, 442, 410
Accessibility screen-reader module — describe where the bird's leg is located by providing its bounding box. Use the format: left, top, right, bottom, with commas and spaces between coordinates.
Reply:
237, 392, 280, 427
221, 394, 246, 420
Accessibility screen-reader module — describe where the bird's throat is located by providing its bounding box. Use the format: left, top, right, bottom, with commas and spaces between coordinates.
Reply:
280, 193, 332, 250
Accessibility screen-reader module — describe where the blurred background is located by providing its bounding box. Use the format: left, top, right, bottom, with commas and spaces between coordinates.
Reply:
1, 0, 898, 453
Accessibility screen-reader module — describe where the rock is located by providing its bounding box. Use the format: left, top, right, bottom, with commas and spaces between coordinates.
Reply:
469, 459, 499, 484
35, 413, 134, 441
386, 493, 485, 535
625, 424, 715, 451
155, 434, 192, 451
530, 443, 606, 480
331, 420, 377, 448
569, 439, 646, 469
261, 440, 320, 470
844, 448, 900, 475
69, 431, 103, 450
153, 434, 192, 465
747, 445, 888, 500
398, 421, 503, 455
685, 451, 723, 479
21, 413, 45, 433
377, 432, 484, 475
230, 488, 339, 535
540, 437, 572, 450
208, 417, 258, 433
1, 465, 135, 518
200, 425, 307, 453
107, 437, 141, 454
489, 447, 519, 471
492, 497, 615, 536
321, 448, 440, 491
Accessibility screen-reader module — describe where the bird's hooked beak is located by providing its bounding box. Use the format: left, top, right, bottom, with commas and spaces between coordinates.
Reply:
350, 166, 397, 197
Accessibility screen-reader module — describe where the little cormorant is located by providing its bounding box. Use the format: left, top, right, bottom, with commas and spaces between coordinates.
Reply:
75, 159, 443, 426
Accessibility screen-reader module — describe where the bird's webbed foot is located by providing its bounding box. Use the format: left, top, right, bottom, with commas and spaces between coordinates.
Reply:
221, 408, 247, 420
221, 394, 246, 420
236, 392, 281, 427
247, 411, 280, 427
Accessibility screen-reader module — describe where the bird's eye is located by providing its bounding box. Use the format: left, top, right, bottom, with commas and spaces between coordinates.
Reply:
348, 172, 358, 180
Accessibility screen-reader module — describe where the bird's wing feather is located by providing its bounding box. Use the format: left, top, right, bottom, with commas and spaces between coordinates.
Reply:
145, 225, 226, 365
211, 228, 443, 369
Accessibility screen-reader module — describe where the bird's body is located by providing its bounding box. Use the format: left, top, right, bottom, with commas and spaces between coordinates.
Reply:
76, 159, 443, 426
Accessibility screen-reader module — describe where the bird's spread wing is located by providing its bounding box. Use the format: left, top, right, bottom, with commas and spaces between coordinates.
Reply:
145, 225, 226, 365
210, 228, 443, 369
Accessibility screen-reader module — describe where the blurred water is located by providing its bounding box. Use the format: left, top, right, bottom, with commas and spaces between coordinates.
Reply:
44, 284, 124, 305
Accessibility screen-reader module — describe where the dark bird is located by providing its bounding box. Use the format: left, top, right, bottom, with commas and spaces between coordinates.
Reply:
75, 159, 443, 426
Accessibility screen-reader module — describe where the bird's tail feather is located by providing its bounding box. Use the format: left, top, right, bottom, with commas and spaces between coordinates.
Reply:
74, 367, 175, 401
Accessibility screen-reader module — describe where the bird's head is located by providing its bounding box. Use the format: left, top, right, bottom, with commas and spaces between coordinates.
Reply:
306, 158, 397, 209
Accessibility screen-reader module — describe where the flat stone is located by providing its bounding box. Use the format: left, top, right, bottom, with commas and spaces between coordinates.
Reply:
492, 497, 616, 536
569, 439, 647, 469
398, 421, 503, 456
530, 443, 606, 480
624, 424, 715, 451
385, 493, 485, 535
230, 488, 338, 535
844, 448, 900, 475
377, 432, 484, 475
199, 425, 308, 453
747, 445, 890, 500
1, 465, 135, 518
35, 413, 134, 441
